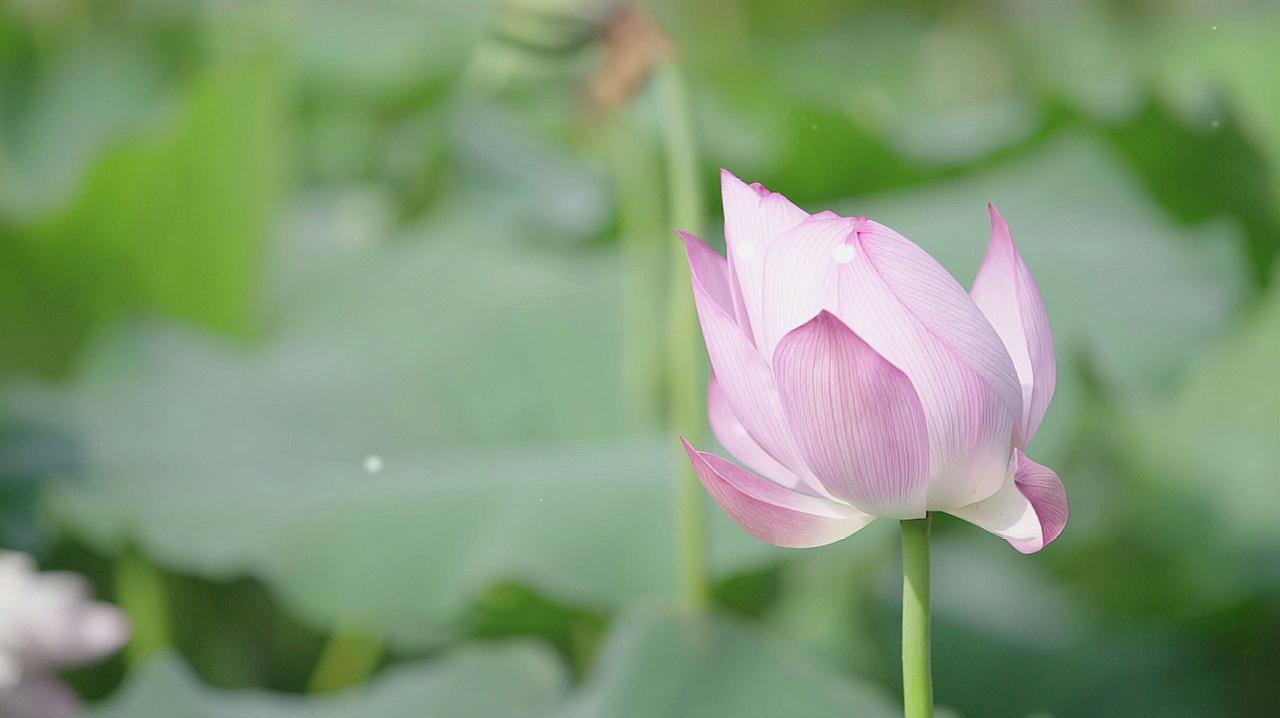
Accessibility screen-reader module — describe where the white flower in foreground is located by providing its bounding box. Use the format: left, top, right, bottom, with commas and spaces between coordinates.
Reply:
0, 551, 130, 718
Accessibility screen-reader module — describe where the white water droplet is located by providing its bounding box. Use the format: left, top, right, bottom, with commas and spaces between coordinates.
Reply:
734, 242, 757, 259
363, 455, 384, 474
1211, 24, 1219, 30
832, 244, 856, 264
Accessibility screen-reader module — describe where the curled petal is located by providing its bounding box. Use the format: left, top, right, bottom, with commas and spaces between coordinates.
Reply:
721, 170, 810, 346
682, 233, 824, 494
772, 312, 929, 517
947, 450, 1067, 554
707, 376, 803, 491
971, 204, 1056, 447
678, 230, 734, 316
681, 439, 873, 548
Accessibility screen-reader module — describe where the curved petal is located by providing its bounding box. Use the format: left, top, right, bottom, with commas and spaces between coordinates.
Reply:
23, 571, 129, 664
682, 233, 827, 496
678, 230, 734, 316
759, 216, 1022, 509
835, 222, 1022, 509
61, 603, 130, 663
771, 312, 929, 518
707, 375, 803, 490
947, 450, 1067, 554
970, 204, 1056, 448
681, 439, 874, 548
721, 170, 810, 347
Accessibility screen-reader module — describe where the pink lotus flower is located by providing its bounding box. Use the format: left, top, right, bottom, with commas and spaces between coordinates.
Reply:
0, 551, 130, 718
679, 171, 1067, 553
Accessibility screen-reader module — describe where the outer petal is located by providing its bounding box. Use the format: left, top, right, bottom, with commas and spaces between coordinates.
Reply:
681, 439, 873, 548
707, 375, 802, 490
678, 230, 734, 316
970, 204, 1056, 447
682, 233, 827, 496
24, 573, 129, 665
947, 450, 1067, 554
771, 312, 929, 518
839, 223, 1022, 509
721, 170, 810, 347
760, 217, 1022, 509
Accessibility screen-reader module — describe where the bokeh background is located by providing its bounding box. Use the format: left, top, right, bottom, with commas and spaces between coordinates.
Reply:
2, 0, 1278, 716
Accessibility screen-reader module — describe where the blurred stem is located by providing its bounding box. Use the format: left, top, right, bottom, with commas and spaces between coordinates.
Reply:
654, 59, 709, 613
115, 552, 172, 664
655, 62, 703, 239
900, 516, 934, 718
308, 628, 382, 693
606, 119, 667, 430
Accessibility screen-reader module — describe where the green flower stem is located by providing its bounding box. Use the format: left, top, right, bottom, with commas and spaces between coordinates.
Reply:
115, 552, 172, 664
605, 119, 667, 430
654, 58, 709, 613
308, 628, 383, 693
901, 516, 935, 718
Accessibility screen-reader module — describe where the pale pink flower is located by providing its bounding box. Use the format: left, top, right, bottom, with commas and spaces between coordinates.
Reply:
0, 551, 130, 718
680, 171, 1067, 552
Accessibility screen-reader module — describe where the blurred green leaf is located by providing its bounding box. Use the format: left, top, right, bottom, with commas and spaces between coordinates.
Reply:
0, 50, 283, 379
1097, 101, 1280, 286
870, 530, 1244, 717
683, 5, 1037, 169
91, 610, 899, 718
1004, 1, 1145, 123
295, 0, 490, 104
928, 530, 1086, 648
763, 522, 896, 680
1, 36, 166, 220
91, 643, 565, 718
558, 610, 898, 718
1009, 1, 1280, 206
11, 225, 777, 641
1130, 275, 1280, 548
925, 605, 1234, 718
447, 97, 612, 244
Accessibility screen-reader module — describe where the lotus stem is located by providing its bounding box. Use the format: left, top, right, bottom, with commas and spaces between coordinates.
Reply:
655, 58, 709, 613
606, 119, 666, 430
115, 552, 172, 664
901, 516, 934, 717
308, 627, 382, 693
